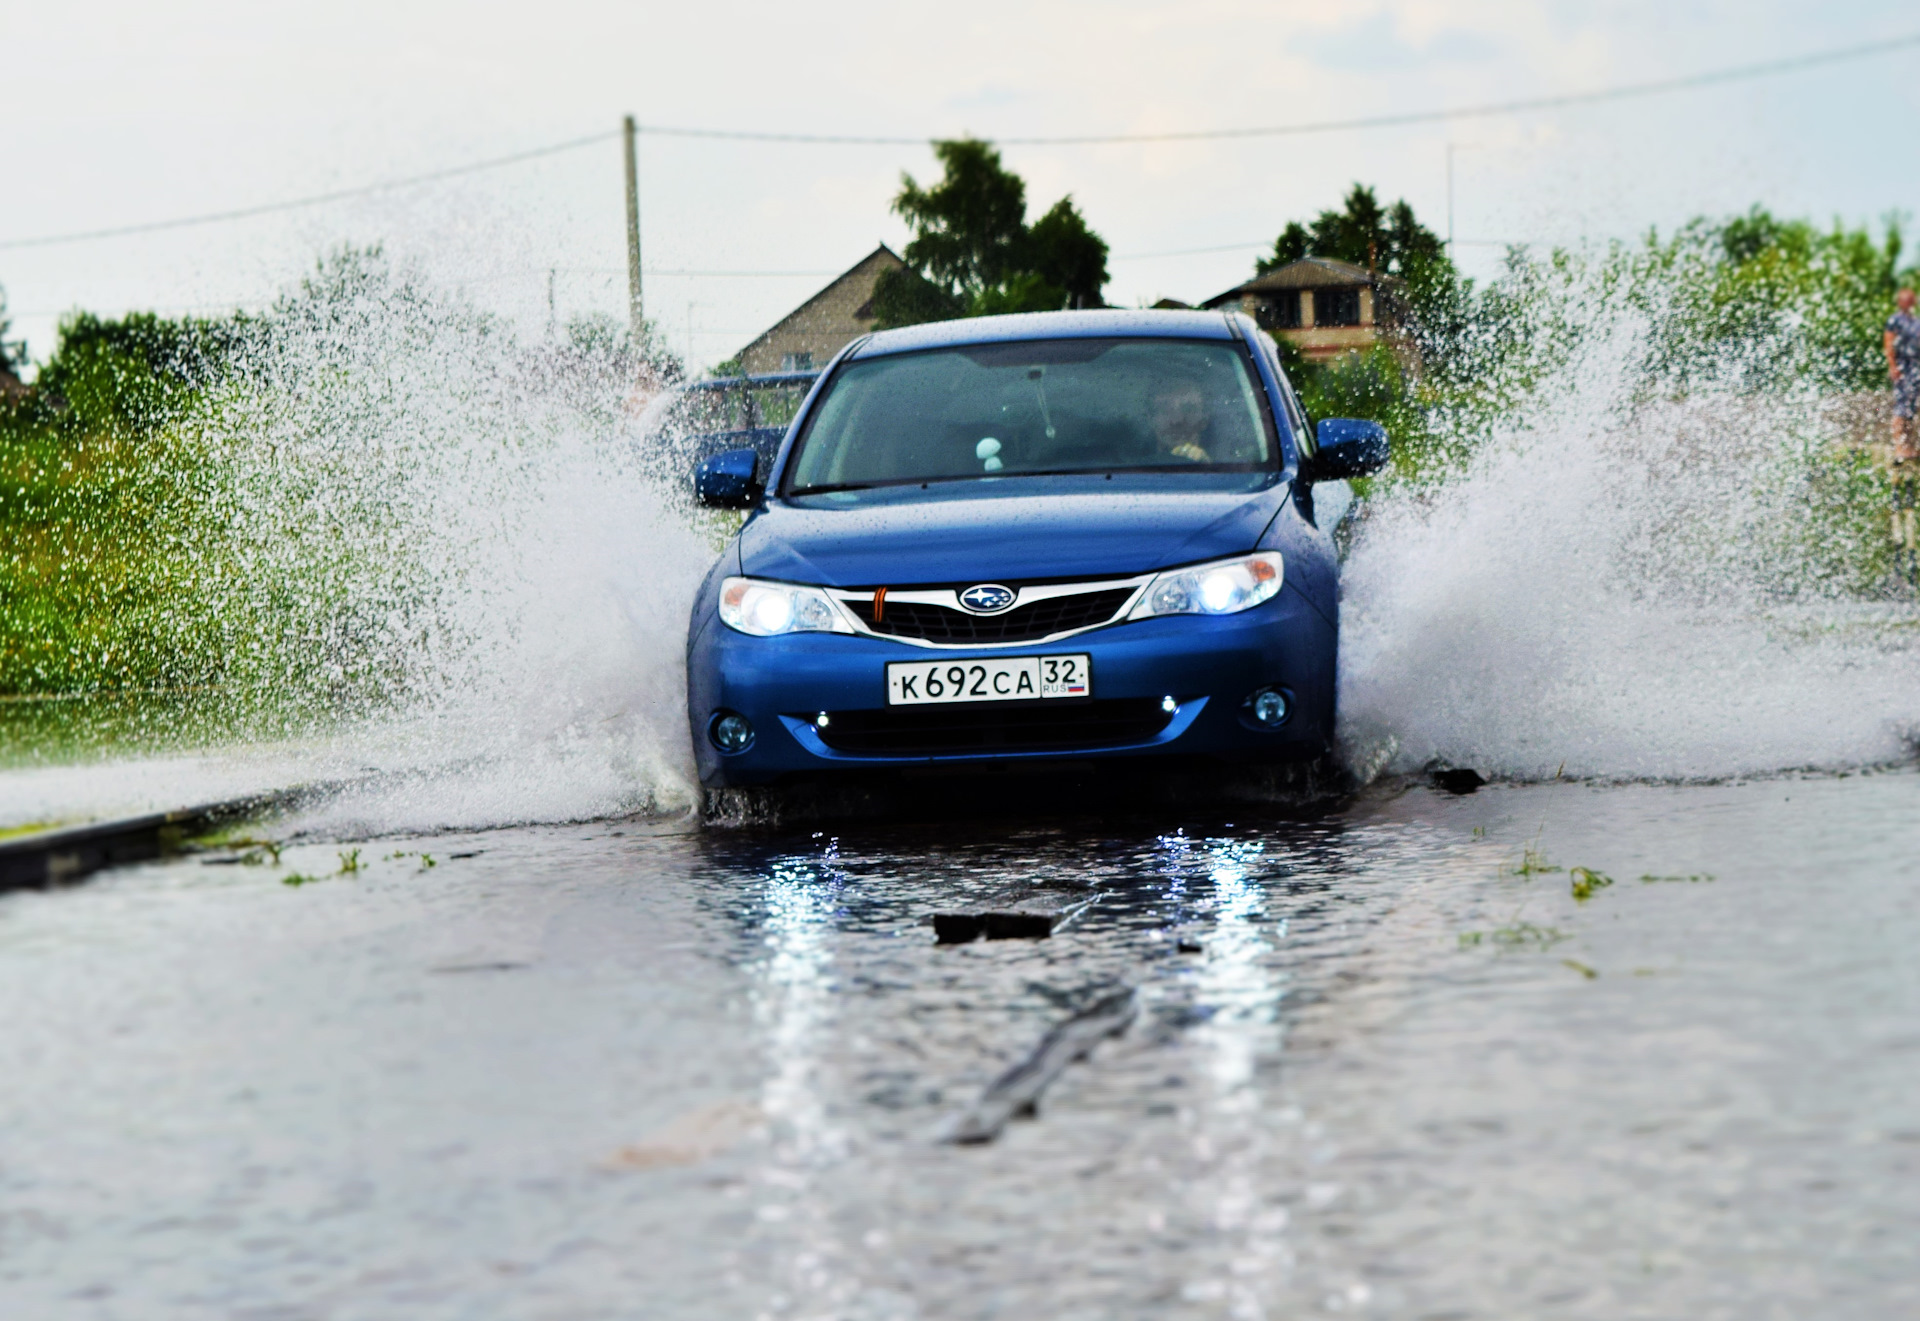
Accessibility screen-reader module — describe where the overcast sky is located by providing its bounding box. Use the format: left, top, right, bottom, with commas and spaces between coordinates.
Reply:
5, 0, 1918, 372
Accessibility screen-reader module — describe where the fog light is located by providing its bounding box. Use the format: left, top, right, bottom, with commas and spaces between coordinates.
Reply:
1161, 695, 1178, 713
709, 712, 754, 753
1248, 688, 1289, 728
815, 711, 831, 728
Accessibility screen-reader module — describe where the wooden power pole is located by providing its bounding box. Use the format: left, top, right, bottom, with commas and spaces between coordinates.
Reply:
623, 115, 644, 347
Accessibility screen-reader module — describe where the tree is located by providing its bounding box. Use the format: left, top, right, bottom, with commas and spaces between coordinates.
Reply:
0, 283, 26, 374
1256, 184, 1451, 298
1028, 197, 1110, 310
873, 138, 1112, 328
893, 139, 1031, 299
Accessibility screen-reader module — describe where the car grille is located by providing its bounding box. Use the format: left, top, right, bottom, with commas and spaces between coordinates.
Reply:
849, 588, 1135, 644
810, 698, 1172, 756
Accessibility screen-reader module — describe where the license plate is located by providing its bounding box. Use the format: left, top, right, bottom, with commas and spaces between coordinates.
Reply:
886, 654, 1091, 705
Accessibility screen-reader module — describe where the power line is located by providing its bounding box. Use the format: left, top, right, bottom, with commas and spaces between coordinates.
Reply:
3, 29, 1911, 252
0, 131, 618, 252
637, 30, 1920, 146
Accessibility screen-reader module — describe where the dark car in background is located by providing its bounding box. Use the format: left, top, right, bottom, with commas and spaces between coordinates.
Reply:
637, 370, 820, 473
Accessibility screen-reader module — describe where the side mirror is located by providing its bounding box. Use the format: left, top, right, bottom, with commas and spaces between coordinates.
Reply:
1309, 418, 1390, 480
694, 447, 763, 509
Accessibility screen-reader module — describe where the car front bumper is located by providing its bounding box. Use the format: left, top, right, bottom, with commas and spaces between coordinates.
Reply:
687, 586, 1335, 787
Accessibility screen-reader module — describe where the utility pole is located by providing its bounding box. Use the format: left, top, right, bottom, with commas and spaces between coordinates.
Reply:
1446, 142, 1479, 253
623, 115, 644, 349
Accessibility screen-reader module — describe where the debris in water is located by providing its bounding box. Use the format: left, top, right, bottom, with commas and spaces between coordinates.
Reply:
1510, 843, 1562, 877
1176, 938, 1204, 954
944, 988, 1137, 1144
1640, 872, 1715, 884
606, 1099, 764, 1170
934, 910, 1057, 943
1432, 767, 1487, 794
1562, 959, 1600, 979
932, 888, 1097, 943
1569, 867, 1614, 902
1459, 922, 1568, 950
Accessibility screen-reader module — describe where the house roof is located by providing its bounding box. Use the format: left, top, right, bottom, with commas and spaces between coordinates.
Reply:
1200, 256, 1398, 308
733, 244, 905, 360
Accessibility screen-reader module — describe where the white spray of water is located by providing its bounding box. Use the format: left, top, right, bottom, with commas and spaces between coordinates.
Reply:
1, 252, 718, 834
9, 252, 1919, 833
1338, 300, 1920, 782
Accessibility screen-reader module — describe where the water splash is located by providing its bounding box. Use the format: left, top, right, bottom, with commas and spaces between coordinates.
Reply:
9, 248, 1920, 833
1, 250, 715, 833
1337, 283, 1920, 783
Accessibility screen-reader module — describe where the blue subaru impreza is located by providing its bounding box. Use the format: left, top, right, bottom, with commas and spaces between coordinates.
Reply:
684, 309, 1386, 788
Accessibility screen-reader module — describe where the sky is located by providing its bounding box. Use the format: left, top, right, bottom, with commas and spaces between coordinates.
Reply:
5, 0, 1920, 374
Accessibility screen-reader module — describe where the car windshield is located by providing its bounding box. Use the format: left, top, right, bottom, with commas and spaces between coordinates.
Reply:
785, 338, 1277, 493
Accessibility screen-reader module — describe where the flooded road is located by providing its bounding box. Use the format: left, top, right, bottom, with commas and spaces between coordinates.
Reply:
2, 772, 1916, 1319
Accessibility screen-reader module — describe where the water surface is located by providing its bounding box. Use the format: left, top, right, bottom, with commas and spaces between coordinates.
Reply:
1, 773, 1915, 1318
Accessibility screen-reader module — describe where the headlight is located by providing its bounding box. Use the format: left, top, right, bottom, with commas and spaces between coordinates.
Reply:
1128, 551, 1284, 619
718, 577, 853, 637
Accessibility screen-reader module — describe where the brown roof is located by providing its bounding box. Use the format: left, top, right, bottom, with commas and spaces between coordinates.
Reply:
1200, 256, 1398, 309
734, 244, 905, 365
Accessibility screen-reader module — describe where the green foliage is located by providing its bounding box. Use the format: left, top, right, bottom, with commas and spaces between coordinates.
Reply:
1636, 207, 1913, 392
876, 139, 1111, 328
0, 308, 243, 703
1568, 867, 1614, 902
870, 265, 966, 329
0, 283, 25, 372
894, 139, 1031, 297
1027, 197, 1110, 310
1256, 183, 1453, 304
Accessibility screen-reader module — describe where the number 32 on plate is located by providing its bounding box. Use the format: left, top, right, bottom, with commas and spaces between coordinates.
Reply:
885, 654, 1092, 706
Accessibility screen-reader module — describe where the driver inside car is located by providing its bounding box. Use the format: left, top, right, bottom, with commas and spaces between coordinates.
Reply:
1150, 378, 1213, 463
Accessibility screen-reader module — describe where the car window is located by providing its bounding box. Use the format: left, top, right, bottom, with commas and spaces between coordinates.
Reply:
786, 338, 1277, 493
662, 386, 751, 436
746, 383, 809, 431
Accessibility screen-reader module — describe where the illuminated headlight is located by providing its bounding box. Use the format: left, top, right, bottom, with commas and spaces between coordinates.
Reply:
1128, 552, 1285, 619
718, 577, 853, 637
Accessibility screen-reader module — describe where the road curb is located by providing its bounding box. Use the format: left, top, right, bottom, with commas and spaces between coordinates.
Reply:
0, 790, 304, 892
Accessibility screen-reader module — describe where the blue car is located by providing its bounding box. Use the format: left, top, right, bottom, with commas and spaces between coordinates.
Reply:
685, 309, 1387, 789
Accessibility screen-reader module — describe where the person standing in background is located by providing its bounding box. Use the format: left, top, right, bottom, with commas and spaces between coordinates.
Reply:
1882, 288, 1920, 583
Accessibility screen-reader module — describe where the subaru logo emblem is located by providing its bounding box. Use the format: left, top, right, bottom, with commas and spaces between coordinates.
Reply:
958, 583, 1017, 614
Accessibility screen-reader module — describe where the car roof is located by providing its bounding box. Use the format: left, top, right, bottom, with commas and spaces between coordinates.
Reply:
677, 371, 820, 393
850, 308, 1238, 359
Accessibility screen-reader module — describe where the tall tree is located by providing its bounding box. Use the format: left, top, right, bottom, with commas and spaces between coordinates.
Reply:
894, 139, 1031, 300
1256, 184, 1449, 295
872, 139, 1111, 328
0, 283, 26, 374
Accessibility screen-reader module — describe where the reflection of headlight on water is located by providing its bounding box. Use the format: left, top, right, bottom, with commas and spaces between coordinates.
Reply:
1131, 551, 1284, 619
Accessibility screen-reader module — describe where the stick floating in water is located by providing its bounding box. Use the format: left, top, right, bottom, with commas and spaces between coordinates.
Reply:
944, 987, 1137, 1145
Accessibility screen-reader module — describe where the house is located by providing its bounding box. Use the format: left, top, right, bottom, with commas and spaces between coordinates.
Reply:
1200, 257, 1400, 363
734, 244, 906, 375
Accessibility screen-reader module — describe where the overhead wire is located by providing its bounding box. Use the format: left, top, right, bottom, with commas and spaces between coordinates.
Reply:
0, 131, 618, 251
3, 31, 1915, 253
637, 31, 1920, 145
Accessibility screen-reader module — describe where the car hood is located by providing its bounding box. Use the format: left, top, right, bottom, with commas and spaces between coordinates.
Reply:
738, 476, 1291, 586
